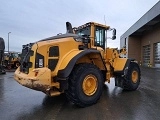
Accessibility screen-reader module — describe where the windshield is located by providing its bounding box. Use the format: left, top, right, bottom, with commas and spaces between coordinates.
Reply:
74, 26, 91, 36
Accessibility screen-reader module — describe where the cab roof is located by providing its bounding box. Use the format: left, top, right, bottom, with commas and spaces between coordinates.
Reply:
74, 22, 110, 30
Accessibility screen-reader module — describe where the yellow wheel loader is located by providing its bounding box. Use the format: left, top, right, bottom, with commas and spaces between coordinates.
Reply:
14, 22, 140, 107
4, 52, 21, 69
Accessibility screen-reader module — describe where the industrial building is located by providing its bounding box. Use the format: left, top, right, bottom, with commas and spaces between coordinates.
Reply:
120, 1, 160, 67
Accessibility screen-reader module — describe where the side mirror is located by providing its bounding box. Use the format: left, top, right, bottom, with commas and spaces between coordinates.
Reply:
112, 29, 116, 40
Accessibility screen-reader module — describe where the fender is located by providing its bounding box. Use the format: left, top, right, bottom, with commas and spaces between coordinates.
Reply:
114, 58, 135, 76
57, 49, 106, 79
114, 58, 136, 87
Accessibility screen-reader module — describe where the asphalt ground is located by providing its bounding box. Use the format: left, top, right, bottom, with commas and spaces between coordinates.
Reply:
0, 67, 160, 120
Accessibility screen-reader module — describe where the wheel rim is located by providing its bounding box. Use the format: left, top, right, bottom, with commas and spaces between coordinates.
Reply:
82, 74, 98, 96
16, 63, 20, 67
132, 70, 138, 83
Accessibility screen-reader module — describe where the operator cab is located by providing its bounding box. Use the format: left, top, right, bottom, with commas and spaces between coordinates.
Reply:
74, 22, 116, 49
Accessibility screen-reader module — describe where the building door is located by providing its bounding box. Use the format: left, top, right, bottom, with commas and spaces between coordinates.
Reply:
154, 42, 160, 67
143, 45, 150, 66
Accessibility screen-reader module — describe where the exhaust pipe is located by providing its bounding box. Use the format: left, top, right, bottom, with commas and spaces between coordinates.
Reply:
66, 22, 74, 33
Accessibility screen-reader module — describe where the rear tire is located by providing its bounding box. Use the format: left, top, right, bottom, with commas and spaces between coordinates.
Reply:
123, 62, 141, 90
66, 63, 103, 107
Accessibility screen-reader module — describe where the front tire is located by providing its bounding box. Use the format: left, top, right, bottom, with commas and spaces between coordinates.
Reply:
123, 62, 141, 90
66, 63, 103, 107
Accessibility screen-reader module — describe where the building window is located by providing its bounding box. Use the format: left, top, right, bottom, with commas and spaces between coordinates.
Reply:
125, 38, 127, 46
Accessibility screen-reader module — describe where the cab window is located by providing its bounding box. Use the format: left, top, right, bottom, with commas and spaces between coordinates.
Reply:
95, 26, 105, 49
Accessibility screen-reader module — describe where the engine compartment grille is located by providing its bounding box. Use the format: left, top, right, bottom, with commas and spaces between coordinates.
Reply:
20, 43, 34, 74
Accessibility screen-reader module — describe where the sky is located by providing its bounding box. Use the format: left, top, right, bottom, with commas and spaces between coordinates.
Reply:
0, 0, 159, 52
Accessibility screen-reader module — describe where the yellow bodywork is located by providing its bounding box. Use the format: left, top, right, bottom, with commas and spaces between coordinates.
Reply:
14, 37, 84, 96
14, 22, 128, 96
14, 67, 52, 94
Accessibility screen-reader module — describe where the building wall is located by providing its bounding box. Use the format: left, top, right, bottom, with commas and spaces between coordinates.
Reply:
128, 36, 141, 63
120, 1, 160, 67
121, 27, 160, 67
141, 27, 160, 66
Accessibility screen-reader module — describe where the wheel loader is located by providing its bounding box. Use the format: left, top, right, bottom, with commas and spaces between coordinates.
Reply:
14, 22, 140, 107
4, 52, 21, 69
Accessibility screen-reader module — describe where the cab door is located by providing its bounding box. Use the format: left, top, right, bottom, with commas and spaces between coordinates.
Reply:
95, 26, 106, 49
